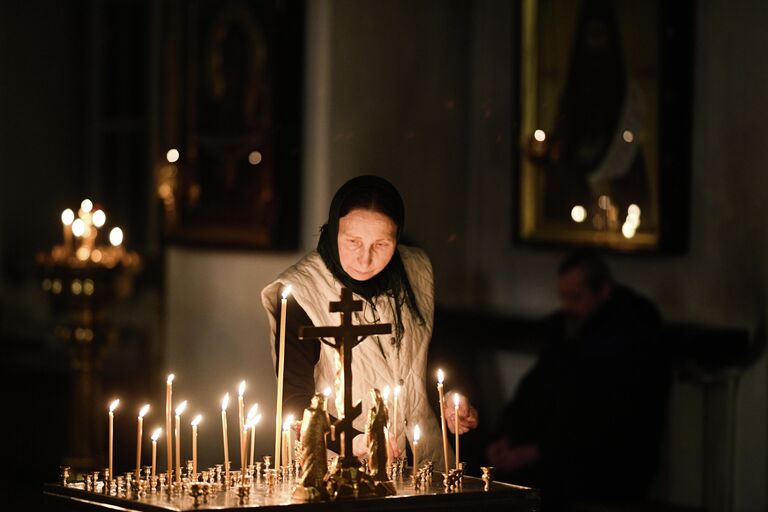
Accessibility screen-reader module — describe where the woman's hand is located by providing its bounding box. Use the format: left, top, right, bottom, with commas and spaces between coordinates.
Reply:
444, 391, 479, 434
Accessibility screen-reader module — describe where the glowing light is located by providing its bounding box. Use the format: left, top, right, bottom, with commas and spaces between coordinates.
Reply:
61, 209, 75, 226
238, 380, 246, 397
175, 400, 187, 416
139, 404, 150, 418
283, 414, 294, 431
247, 404, 259, 421
394, 385, 401, 398
453, 393, 460, 407
52, 280, 62, 294
534, 129, 546, 142
622, 130, 634, 143
437, 369, 445, 384
72, 219, 85, 237
80, 199, 93, 214
322, 387, 331, 397
191, 414, 202, 427
628, 204, 641, 218
83, 279, 95, 296
167, 374, 175, 385
166, 149, 179, 163
571, 205, 587, 223
282, 285, 292, 299
109, 399, 120, 412
92, 210, 106, 227
109, 227, 123, 246
414, 424, 421, 442
151, 428, 162, 441
90, 250, 103, 263
622, 222, 637, 239
248, 151, 262, 165
221, 393, 230, 411
382, 386, 391, 402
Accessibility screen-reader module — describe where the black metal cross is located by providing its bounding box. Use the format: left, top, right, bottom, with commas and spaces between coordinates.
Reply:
299, 287, 392, 466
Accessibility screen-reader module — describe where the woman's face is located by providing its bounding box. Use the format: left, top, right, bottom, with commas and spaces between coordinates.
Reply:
337, 208, 397, 281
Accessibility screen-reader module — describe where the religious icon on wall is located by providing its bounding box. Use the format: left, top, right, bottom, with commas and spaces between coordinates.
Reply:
157, 0, 303, 250
515, 0, 691, 253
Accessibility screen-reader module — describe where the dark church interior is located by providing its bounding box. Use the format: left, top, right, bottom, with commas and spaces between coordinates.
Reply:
2, 0, 767, 510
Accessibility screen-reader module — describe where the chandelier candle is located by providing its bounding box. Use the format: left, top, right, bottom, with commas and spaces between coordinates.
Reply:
238, 381, 246, 474
191, 415, 202, 476
221, 394, 230, 484
413, 424, 421, 471
136, 404, 150, 481
165, 374, 174, 485
274, 285, 292, 466
151, 428, 161, 477
453, 393, 460, 470
246, 404, 259, 467
108, 399, 119, 481
174, 400, 187, 484
437, 369, 449, 475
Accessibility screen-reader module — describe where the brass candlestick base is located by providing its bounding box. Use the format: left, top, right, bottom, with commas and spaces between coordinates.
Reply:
236, 484, 250, 505
481, 466, 495, 491
60, 466, 71, 486
324, 461, 395, 500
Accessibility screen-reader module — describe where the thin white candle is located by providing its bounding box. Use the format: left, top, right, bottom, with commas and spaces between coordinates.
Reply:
453, 393, 460, 470
191, 415, 202, 476
238, 380, 246, 474
221, 393, 230, 484
246, 404, 259, 467
151, 428, 162, 477
61, 209, 74, 255
136, 404, 150, 480
437, 369, 449, 474
413, 424, 421, 471
175, 400, 187, 484
275, 285, 292, 466
165, 374, 174, 485
108, 399, 119, 481
393, 385, 401, 455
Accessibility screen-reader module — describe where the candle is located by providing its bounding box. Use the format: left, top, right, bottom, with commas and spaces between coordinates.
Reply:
108, 399, 119, 481
453, 393, 460, 470
238, 380, 246, 474
191, 415, 202, 476
175, 400, 187, 484
413, 424, 421, 471
437, 369, 450, 474
282, 414, 294, 468
165, 374, 174, 485
393, 385, 401, 455
61, 209, 74, 256
221, 393, 230, 484
136, 404, 150, 480
275, 285, 292, 466
151, 428, 162, 477
246, 404, 259, 467
382, 386, 391, 461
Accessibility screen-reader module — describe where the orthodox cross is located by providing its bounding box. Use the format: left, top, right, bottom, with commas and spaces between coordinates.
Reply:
299, 287, 392, 467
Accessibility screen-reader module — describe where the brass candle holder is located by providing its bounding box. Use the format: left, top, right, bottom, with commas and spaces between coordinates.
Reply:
481, 466, 495, 492
59, 466, 71, 486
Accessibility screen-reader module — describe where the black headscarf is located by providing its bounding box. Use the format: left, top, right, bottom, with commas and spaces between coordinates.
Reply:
317, 176, 424, 343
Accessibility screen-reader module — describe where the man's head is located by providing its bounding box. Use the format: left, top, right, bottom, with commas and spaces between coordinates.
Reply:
558, 249, 614, 321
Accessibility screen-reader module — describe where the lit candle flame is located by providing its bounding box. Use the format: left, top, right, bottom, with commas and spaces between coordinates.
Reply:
139, 404, 150, 418
61, 209, 75, 226
414, 424, 421, 442
437, 368, 445, 384
382, 386, 390, 401
238, 380, 246, 397
175, 400, 187, 416
453, 393, 460, 407
191, 414, 202, 427
282, 284, 293, 299
322, 387, 331, 397
72, 218, 85, 237
109, 227, 123, 246
92, 209, 106, 228
221, 393, 230, 411
247, 404, 259, 421
167, 373, 175, 384
109, 399, 120, 412
394, 385, 401, 397
81, 199, 93, 214
283, 414, 294, 431
151, 428, 162, 441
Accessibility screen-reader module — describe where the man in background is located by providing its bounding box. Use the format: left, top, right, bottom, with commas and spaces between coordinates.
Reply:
487, 250, 670, 510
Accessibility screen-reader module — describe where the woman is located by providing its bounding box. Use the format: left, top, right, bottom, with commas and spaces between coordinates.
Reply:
261, 176, 476, 469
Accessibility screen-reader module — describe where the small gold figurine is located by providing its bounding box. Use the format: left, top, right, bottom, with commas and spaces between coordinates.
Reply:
293, 393, 331, 501
366, 388, 390, 481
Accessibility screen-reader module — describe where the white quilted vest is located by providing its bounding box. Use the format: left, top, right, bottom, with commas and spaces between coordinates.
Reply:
261, 245, 449, 468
